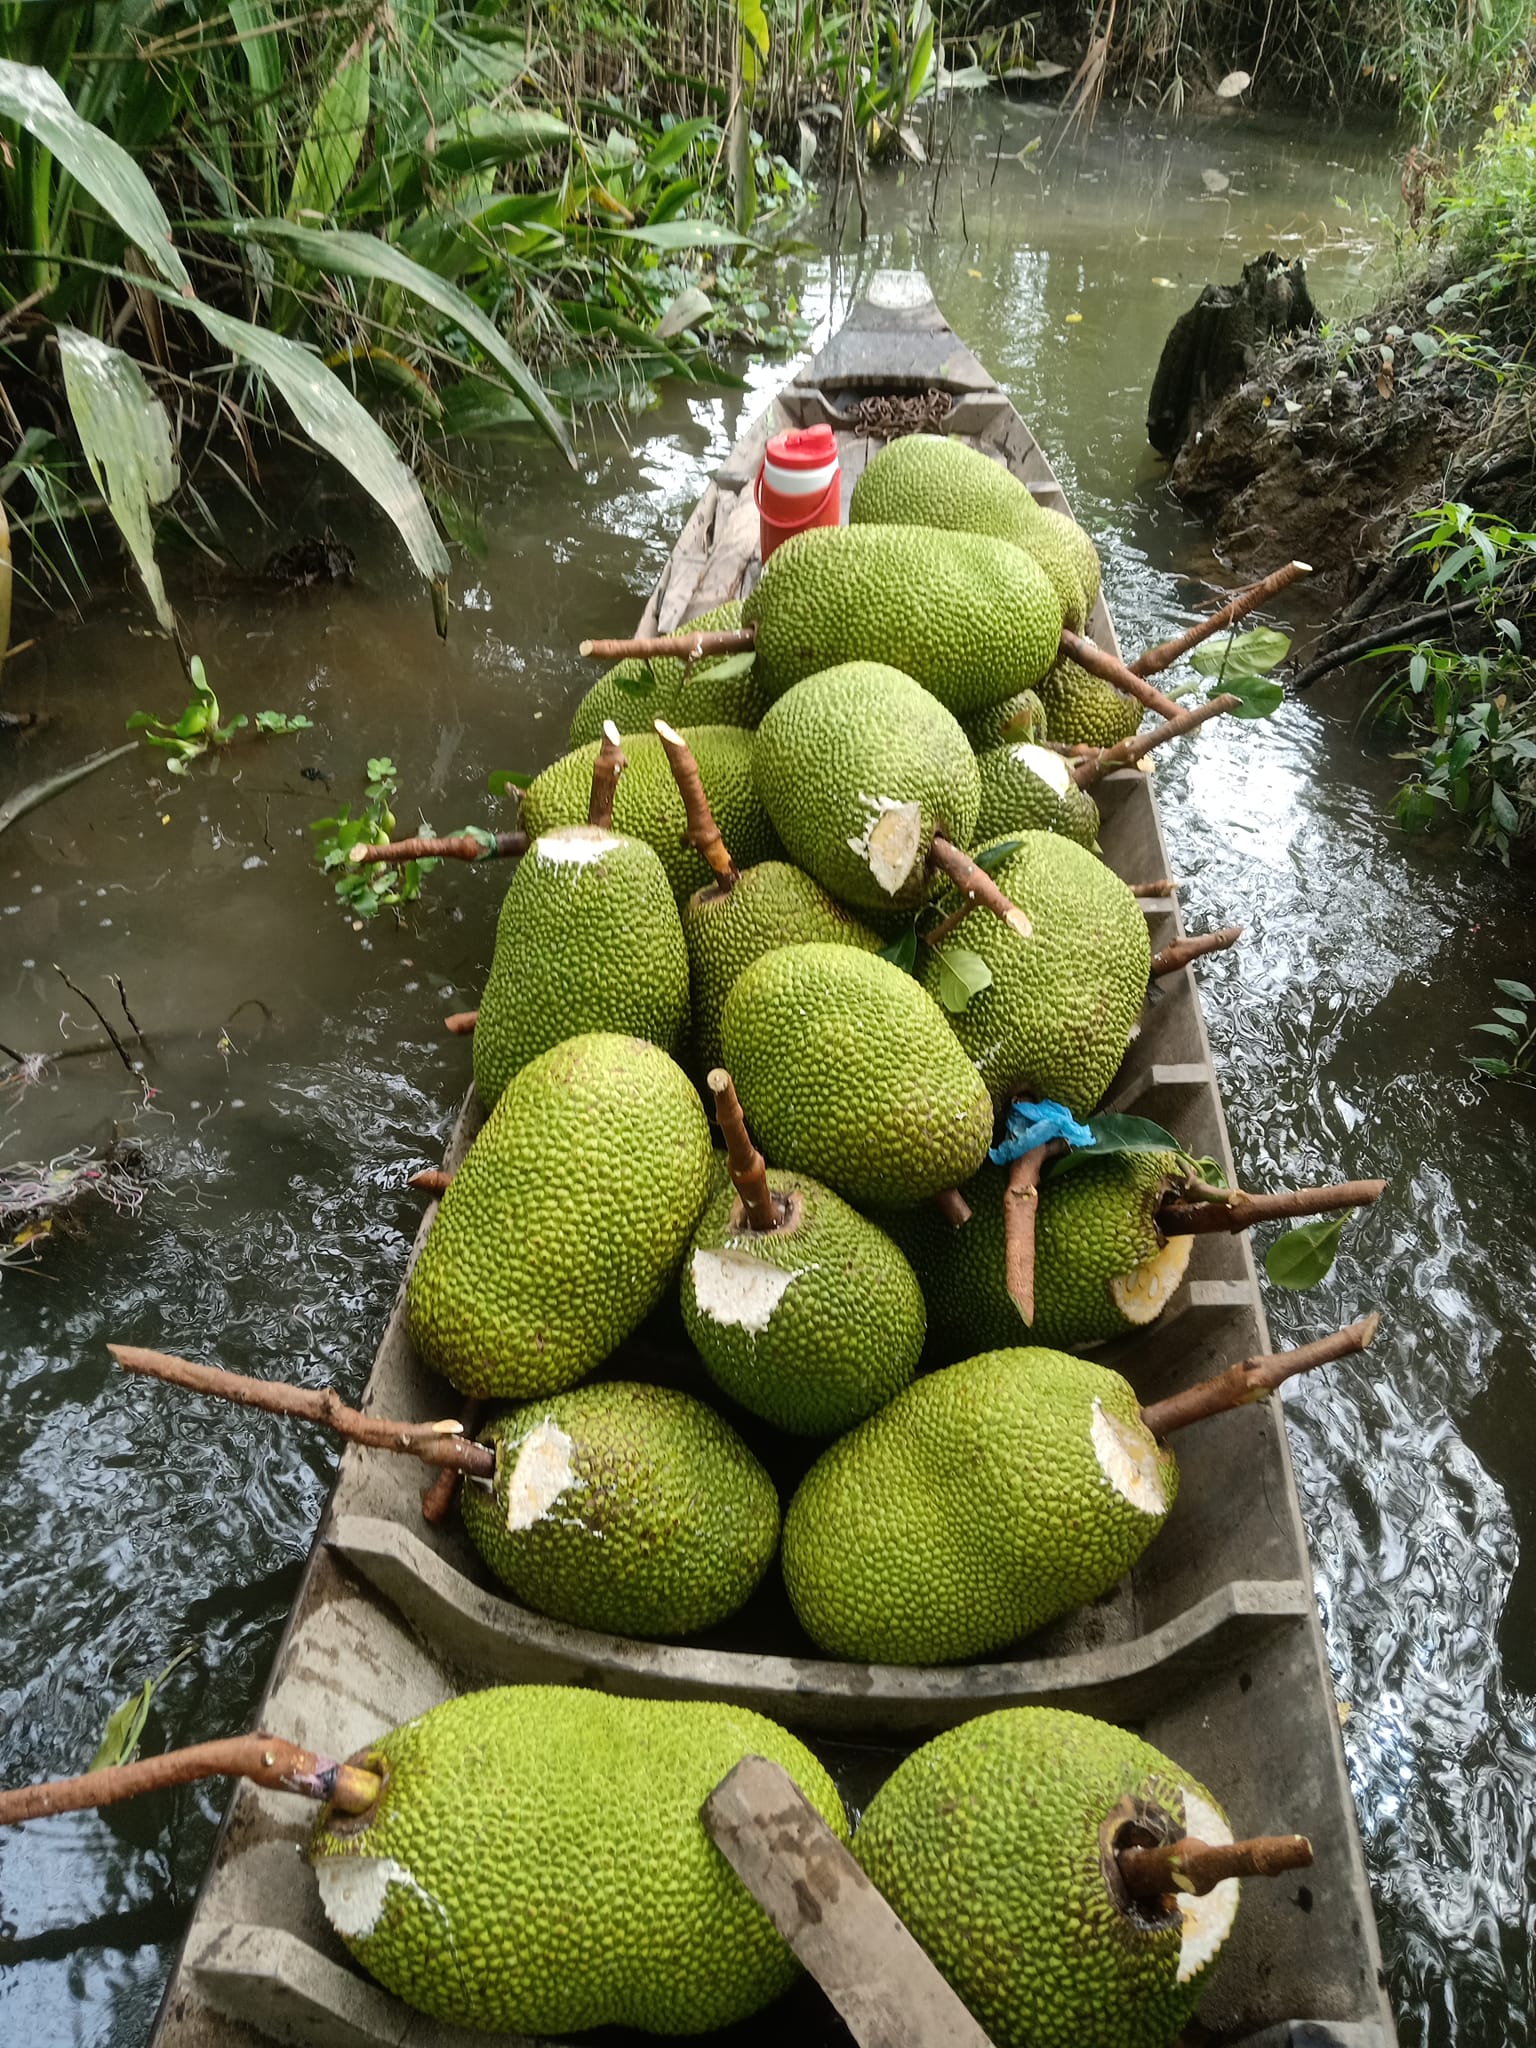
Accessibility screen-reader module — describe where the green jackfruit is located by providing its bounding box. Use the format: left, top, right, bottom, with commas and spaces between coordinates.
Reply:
681, 1169, 926, 1435
973, 741, 1101, 850
781, 1346, 1176, 1662
310, 1687, 848, 2035
1036, 501, 1103, 612
684, 859, 884, 1078
520, 725, 780, 903
853, 1708, 1239, 2048
1038, 654, 1141, 749
473, 828, 688, 1108
406, 1033, 711, 1397
460, 1381, 778, 1635
568, 602, 766, 746
919, 832, 1149, 1115
963, 688, 1047, 752
753, 663, 981, 916
742, 524, 1062, 715
720, 944, 994, 1207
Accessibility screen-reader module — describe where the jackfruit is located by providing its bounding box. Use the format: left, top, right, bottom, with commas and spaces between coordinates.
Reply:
879, 1153, 1194, 1357
781, 1345, 1176, 1662
684, 859, 884, 1077
853, 1708, 1239, 2048
310, 1687, 847, 2035
460, 1381, 778, 1635
742, 523, 1063, 715
720, 944, 994, 1206
472, 827, 688, 1108
919, 832, 1148, 1114
963, 687, 1047, 752
406, 1033, 711, 1397
973, 741, 1101, 850
520, 725, 781, 903
1038, 652, 1141, 749
569, 601, 767, 746
848, 433, 1098, 628
681, 1169, 926, 1435
753, 662, 981, 916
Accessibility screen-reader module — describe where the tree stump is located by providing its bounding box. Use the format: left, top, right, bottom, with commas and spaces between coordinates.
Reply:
1147, 253, 1317, 459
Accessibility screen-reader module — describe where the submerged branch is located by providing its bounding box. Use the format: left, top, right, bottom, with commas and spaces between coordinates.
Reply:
0, 742, 139, 840
1139, 1315, 1380, 1438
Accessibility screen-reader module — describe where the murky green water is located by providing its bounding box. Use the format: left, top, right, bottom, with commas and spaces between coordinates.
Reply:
2, 101, 1532, 2047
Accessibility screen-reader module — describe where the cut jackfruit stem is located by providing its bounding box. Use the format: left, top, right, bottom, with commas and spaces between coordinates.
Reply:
349, 829, 527, 868
106, 1343, 498, 1480
588, 722, 627, 829
1072, 692, 1242, 791
0, 1734, 381, 1828
925, 833, 1033, 937
1003, 1141, 1063, 1323
580, 626, 758, 661
1150, 924, 1244, 977
931, 1185, 973, 1229
1157, 1177, 1387, 1237
1131, 559, 1312, 680
1056, 627, 1181, 718
444, 1010, 478, 1036
655, 721, 738, 889
706, 1070, 784, 1234
1119, 1831, 1314, 1898
421, 1398, 487, 1526
1129, 878, 1178, 897
1139, 1312, 1381, 1439
409, 1167, 453, 1194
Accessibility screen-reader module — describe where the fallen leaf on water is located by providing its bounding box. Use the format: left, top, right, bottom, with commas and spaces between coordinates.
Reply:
1151, 276, 1176, 287
1201, 167, 1231, 194
1065, 311, 1084, 324
968, 268, 983, 278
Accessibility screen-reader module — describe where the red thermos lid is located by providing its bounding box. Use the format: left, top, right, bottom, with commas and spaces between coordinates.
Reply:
764, 423, 838, 471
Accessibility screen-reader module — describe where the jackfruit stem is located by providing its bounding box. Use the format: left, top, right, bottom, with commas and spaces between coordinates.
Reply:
1072, 695, 1242, 789
579, 627, 758, 661
1056, 630, 1182, 719
422, 1399, 487, 1526
706, 1071, 783, 1233
926, 835, 1033, 937
655, 721, 739, 889
1129, 879, 1178, 897
348, 830, 527, 868
444, 1010, 478, 1036
409, 1167, 454, 1194
1003, 1142, 1062, 1322
1118, 1832, 1314, 1898
107, 1344, 497, 1479
931, 1185, 973, 1228
1131, 560, 1312, 679
589, 722, 627, 828
0, 1736, 381, 1829
1157, 1179, 1386, 1236
1139, 1314, 1380, 1438
1150, 925, 1244, 977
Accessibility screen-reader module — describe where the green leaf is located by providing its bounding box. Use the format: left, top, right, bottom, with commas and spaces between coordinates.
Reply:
56, 328, 179, 640
1489, 783, 1519, 833
1189, 625, 1292, 681
89, 1646, 195, 1771
878, 925, 919, 973
287, 46, 371, 221
1492, 1005, 1528, 1025
600, 220, 764, 250
692, 650, 757, 681
230, 220, 572, 463
1473, 1021, 1522, 1040
488, 768, 532, 795
0, 61, 191, 290
1494, 977, 1535, 1001
1214, 675, 1284, 720
1046, 1112, 1186, 1178
1470, 1056, 1513, 1075
931, 946, 992, 1013
973, 836, 1024, 872
1264, 1210, 1354, 1290
649, 117, 718, 171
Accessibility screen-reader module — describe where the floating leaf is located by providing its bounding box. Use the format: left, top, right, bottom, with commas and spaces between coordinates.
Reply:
1264, 1210, 1353, 1290
90, 1647, 196, 1771
56, 328, 179, 640
932, 946, 993, 1013
1190, 625, 1291, 682
1201, 168, 1230, 194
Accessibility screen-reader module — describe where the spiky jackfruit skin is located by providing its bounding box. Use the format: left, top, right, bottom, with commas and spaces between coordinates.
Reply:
919, 832, 1149, 1115
963, 688, 1047, 752
720, 944, 993, 1208
460, 1382, 778, 1636
973, 742, 1102, 850
781, 1347, 1175, 1663
681, 1170, 926, 1435
753, 663, 981, 916
406, 1034, 712, 1397
310, 1687, 847, 2035
742, 524, 1063, 715
853, 1709, 1232, 2048
473, 829, 688, 1108
684, 860, 884, 1077
1037, 655, 1141, 749
519, 726, 780, 905
1036, 501, 1103, 611
568, 603, 763, 746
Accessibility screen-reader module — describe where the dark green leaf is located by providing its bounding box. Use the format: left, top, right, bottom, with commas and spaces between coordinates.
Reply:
878, 925, 919, 973
1214, 675, 1284, 720
488, 768, 532, 796
1045, 1112, 1184, 1178
1473, 1021, 1522, 1040
1494, 978, 1535, 1001
1489, 784, 1519, 833
932, 946, 992, 1013
974, 836, 1024, 872
1492, 1005, 1528, 1025
1470, 1056, 1513, 1075
1265, 1210, 1354, 1290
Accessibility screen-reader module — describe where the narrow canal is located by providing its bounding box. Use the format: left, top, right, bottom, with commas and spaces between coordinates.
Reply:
1, 100, 1531, 2048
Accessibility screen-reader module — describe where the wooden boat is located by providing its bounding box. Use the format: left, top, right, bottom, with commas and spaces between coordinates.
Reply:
149, 274, 1397, 2048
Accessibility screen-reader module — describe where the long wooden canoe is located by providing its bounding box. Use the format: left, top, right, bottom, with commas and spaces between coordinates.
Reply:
149, 273, 1397, 2048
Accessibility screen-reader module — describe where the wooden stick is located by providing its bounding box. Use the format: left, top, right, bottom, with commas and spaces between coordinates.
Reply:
1139, 1315, 1380, 1439
1131, 561, 1312, 678
1003, 1143, 1058, 1323
1150, 926, 1243, 977
108, 1345, 496, 1478
928, 834, 1032, 937
1119, 1833, 1314, 1898
421, 1399, 486, 1526
1057, 630, 1181, 719
444, 1010, 477, 1036
1130, 879, 1178, 897
706, 1071, 781, 1232
0, 1736, 380, 1829
349, 830, 526, 868
409, 1168, 453, 1194
1072, 695, 1241, 788
1157, 1179, 1385, 1236
589, 721, 626, 828
656, 721, 738, 887
580, 627, 757, 661
931, 1185, 973, 1228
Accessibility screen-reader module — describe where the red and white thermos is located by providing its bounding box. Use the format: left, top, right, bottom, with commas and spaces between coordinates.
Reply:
755, 423, 841, 565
